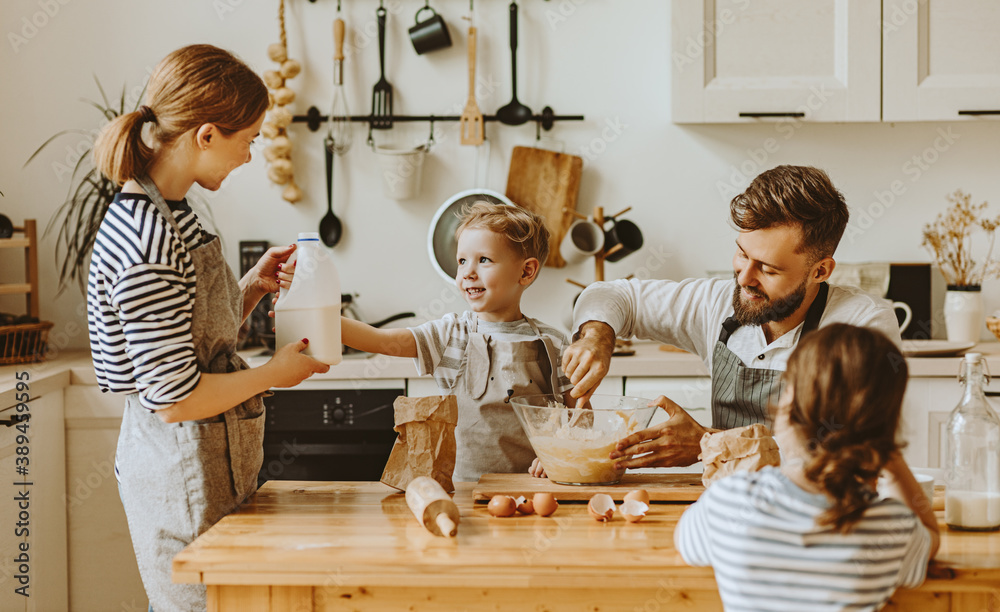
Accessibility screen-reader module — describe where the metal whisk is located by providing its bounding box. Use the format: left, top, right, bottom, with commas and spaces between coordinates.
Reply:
328, 10, 352, 155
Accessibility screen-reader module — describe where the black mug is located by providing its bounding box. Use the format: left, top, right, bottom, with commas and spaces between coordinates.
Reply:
409, 5, 452, 55
604, 219, 644, 262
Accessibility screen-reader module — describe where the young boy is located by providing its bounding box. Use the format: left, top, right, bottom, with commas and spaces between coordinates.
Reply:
342, 202, 573, 481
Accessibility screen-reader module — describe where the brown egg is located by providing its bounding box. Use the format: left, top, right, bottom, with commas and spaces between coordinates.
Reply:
487, 495, 516, 517
533, 493, 558, 517
515, 496, 534, 515
620, 499, 649, 523
587, 493, 615, 522
624, 489, 651, 505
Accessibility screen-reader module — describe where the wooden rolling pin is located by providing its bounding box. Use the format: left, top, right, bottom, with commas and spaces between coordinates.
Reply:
405, 477, 460, 537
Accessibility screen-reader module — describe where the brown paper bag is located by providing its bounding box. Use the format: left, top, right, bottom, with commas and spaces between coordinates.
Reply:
380, 395, 458, 493
699, 423, 781, 488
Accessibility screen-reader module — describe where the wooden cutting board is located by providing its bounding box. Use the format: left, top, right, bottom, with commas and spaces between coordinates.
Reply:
472, 473, 704, 503
505, 146, 583, 268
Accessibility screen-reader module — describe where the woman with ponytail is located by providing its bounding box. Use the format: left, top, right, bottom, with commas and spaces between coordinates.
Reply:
675, 324, 938, 611
88, 45, 329, 611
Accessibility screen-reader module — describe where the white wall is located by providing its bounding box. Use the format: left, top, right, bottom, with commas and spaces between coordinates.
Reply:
3, 0, 1000, 352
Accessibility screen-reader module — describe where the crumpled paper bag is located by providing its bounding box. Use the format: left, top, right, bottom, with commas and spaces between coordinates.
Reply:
381, 395, 458, 493
699, 423, 781, 488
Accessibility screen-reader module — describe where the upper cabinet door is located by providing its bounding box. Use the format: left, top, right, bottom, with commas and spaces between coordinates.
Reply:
672, 0, 881, 123
883, 0, 1000, 121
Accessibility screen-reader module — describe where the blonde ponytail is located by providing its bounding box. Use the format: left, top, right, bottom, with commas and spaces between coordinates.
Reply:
93, 110, 155, 186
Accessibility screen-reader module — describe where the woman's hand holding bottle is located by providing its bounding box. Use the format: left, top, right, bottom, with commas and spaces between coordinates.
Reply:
266, 338, 330, 387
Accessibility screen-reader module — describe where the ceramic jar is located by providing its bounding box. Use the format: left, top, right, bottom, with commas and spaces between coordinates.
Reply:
944, 285, 985, 344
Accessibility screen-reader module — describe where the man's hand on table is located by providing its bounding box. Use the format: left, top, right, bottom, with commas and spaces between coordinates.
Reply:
610, 395, 713, 469
562, 321, 616, 405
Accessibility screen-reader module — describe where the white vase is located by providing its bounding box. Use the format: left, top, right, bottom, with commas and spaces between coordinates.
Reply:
944, 285, 985, 344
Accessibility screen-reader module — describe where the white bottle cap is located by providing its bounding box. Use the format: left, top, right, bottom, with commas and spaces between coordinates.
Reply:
298, 232, 320, 241
965, 352, 983, 363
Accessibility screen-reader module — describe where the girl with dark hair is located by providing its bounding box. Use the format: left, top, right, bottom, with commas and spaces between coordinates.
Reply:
675, 324, 938, 611
88, 44, 329, 610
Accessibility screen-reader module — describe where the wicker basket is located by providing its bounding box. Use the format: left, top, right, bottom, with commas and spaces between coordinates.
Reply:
986, 317, 1000, 343
0, 321, 54, 365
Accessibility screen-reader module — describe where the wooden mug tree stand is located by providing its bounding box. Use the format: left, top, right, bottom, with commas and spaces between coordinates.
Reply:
564, 206, 632, 286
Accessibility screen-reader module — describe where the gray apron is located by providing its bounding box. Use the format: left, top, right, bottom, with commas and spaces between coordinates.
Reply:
453, 317, 562, 482
116, 176, 265, 611
710, 282, 829, 430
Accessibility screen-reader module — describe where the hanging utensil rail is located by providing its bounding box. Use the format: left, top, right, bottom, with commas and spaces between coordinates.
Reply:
294, 105, 583, 134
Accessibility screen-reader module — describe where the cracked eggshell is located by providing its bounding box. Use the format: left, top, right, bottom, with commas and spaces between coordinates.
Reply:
620, 499, 649, 523
487, 495, 517, 517
587, 493, 616, 522
623, 489, 650, 505
533, 493, 558, 517
515, 496, 534, 515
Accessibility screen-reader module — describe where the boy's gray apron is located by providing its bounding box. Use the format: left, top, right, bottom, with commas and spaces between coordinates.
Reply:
116, 176, 265, 612
452, 317, 562, 482
710, 282, 829, 430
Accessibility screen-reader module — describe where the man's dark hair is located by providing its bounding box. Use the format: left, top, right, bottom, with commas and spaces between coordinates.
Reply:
730, 165, 849, 262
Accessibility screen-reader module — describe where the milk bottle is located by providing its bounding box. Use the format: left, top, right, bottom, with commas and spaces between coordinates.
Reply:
944, 353, 1000, 531
274, 233, 342, 365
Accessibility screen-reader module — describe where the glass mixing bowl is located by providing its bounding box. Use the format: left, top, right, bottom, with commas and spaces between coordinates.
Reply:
510, 394, 657, 485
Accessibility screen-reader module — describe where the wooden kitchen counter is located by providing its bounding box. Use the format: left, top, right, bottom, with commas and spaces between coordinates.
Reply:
174, 481, 1000, 611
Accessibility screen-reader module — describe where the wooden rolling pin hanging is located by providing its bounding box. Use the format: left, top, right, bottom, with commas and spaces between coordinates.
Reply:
405, 476, 460, 537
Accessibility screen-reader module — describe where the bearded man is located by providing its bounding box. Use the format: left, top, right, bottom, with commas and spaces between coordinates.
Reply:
560, 165, 901, 470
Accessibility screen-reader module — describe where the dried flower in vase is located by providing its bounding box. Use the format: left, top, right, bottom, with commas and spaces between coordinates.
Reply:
921, 190, 1000, 288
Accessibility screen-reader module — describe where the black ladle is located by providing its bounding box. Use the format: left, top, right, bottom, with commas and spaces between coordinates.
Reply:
320, 137, 343, 247
496, 1, 532, 126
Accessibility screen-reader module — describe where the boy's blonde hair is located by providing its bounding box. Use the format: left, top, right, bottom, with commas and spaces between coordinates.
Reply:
456, 201, 550, 263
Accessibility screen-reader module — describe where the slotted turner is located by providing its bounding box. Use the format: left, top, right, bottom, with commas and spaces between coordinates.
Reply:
459, 26, 484, 145
371, 6, 393, 129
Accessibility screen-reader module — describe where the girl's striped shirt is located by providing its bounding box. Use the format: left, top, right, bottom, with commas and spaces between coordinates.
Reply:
675, 466, 932, 612
87, 193, 204, 411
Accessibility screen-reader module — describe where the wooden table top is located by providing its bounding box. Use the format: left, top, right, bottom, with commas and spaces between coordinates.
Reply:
173, 480, 1000, 591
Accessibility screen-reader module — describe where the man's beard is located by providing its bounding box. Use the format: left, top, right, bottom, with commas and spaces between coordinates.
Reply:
731, 274, 809, 327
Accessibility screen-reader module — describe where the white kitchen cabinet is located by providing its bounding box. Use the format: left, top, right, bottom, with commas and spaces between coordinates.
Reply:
0, 392, 67, 612
624, 377, 713, 475
62, 386, 145, 612
883, 0, 1000, 121
671, 0, 882, 123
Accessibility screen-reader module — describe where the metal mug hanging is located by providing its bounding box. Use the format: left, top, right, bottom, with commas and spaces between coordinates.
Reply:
409, 3, 452, 55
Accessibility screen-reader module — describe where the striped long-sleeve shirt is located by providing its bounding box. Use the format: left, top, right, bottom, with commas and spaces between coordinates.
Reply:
674, 466, 932, 612
87, 193, 204, 411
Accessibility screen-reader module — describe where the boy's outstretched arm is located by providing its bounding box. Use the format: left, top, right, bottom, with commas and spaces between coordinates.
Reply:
341, 317, 418, 358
